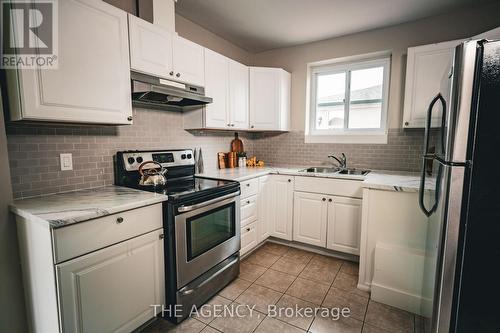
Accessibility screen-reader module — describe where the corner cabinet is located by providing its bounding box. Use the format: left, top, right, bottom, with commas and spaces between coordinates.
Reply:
402, 39, 463, 128
6, 0, 132, 124
249, 67, 291, 131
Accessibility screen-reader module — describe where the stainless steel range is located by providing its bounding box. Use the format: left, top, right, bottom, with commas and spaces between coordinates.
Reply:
114, 149, 241, 323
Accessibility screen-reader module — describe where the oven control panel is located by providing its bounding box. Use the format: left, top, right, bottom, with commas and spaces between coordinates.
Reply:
122, 149, 194, 171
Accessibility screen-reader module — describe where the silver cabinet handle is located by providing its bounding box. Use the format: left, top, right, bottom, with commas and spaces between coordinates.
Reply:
178, 192, 239, 213
116, 217, 124, 224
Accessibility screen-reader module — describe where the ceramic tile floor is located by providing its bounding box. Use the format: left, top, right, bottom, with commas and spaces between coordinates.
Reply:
141, 243, 425, 333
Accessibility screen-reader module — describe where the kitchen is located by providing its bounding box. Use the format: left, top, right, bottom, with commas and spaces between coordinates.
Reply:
1, 0, 499, 332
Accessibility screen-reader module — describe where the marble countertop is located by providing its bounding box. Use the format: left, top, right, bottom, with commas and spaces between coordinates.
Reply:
10, 186, 168, 228
198, 166, 434, 193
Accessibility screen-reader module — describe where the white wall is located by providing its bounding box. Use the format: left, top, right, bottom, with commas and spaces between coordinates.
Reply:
250, 1, 500, 131
0, 91, 27, 331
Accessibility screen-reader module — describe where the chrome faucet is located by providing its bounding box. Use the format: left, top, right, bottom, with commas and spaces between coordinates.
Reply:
328, 153, 347, 169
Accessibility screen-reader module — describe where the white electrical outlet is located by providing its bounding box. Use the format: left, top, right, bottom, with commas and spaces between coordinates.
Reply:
60, 153, 73, 171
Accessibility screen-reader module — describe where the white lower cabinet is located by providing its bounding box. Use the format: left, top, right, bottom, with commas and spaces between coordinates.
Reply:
257, 176, 271, 242
292, 178, 362, 255
293, 192, 328, 247
269, 175, 294, 240
327, 197, 362, 255
240, 221, 258, 256
57, 229, 165, 333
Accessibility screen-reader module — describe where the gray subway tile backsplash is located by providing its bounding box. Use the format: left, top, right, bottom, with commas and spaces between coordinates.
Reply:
6, 108, 431, 199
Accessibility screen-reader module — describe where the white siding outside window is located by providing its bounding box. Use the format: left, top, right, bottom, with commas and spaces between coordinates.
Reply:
306, 55, 391, 144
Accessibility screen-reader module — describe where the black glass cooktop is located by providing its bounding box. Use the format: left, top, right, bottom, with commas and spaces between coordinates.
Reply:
137, 176, 240, 202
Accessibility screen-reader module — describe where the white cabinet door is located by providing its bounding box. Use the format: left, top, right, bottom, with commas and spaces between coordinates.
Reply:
293, 192, 328, 247
172, 35, 205, 86
257, 176, 271, 242
327, 196, 362, 255
228, 59, 249, 129
9, 0, 132, 124
204, 49, 229, 128
270, 175, 294, 240
57, 229, 164, 333
128, 14, 173, 79
403, 39, 463, 128
249, 67, 280, 130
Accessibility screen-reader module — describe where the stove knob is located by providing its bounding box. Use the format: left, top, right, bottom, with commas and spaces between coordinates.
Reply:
181, 154, 186, 159
187, 154, 192, 159
127, 157, 135, 164
136, 156, 143, 163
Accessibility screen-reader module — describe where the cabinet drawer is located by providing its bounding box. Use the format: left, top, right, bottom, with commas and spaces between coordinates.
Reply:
240, 178, 259, 199
294, 176, 363, 198
53, 204, 163, 263
241, 221, 258, 256
241, 195, 258, 226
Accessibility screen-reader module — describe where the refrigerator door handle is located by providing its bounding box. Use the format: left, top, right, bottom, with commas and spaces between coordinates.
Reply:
419, 93, 446, 217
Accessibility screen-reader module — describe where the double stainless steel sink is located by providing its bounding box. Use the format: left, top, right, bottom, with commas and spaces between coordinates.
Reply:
299, 167, 370, 177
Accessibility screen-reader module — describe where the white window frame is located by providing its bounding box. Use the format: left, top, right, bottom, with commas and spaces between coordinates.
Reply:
305, 53, 391, 144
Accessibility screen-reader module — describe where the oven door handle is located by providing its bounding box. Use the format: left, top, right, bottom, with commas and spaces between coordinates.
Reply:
177, 192, 239, 213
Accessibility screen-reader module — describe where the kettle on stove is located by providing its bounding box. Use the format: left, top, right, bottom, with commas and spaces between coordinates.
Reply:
138, 161, 167, 187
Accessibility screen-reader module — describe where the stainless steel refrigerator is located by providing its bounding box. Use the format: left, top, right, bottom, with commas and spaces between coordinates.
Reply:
419, 39, 500, 332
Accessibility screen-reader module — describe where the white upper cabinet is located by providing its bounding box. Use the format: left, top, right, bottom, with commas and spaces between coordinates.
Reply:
249, 67, 291, 131
172, 36, 205, 86
7, 0, 132, 124
128, 13, 174, 79
129, 15, 204, 86
229, 59, 250, 129
402, 39, 463, 128
204, 49, 230, 128
184, 49, 250, 130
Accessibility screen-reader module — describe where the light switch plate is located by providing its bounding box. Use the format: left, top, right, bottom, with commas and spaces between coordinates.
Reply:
60, 153, 73, 171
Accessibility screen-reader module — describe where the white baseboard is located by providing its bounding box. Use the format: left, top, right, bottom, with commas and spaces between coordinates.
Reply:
371, 282, 429, 315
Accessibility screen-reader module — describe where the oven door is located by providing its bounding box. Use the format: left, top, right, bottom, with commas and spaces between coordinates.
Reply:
174, 192, 241, 288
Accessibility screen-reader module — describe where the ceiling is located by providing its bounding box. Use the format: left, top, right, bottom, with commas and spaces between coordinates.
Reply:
176, 0, 494, 53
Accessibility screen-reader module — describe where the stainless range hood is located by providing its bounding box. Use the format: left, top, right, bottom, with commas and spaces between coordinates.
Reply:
131, 71, 212, 111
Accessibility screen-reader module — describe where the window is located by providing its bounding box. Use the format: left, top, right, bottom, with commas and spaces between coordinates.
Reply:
307, 55, 390, 143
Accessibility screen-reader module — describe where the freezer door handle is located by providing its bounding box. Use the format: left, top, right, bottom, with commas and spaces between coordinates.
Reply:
423, 93, 447, 157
